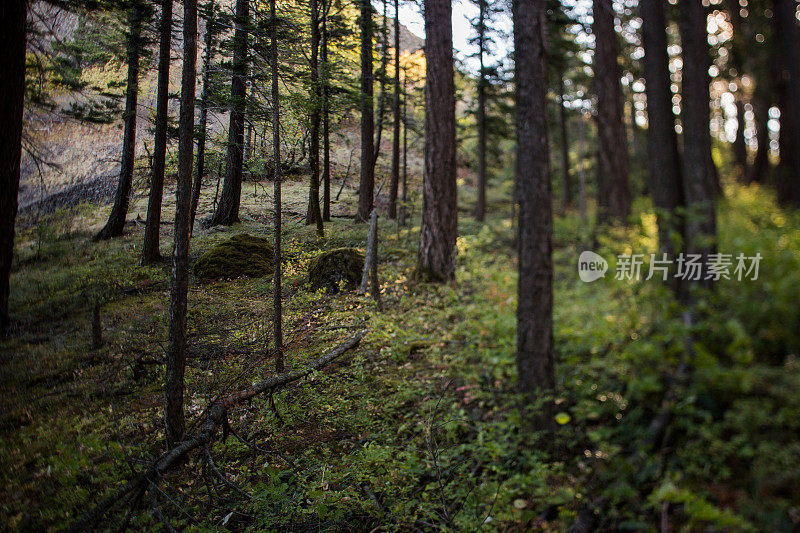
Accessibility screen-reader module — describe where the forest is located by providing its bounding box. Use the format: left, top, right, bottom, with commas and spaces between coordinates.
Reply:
1, 0, 800, 530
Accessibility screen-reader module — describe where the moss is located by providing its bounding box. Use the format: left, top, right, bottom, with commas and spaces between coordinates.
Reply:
413, 266, 450, 283
307, 247, 365, 293
194, 234, 274, 280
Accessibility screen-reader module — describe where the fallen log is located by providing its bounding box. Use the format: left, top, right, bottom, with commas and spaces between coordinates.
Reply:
64, 330, 367, 532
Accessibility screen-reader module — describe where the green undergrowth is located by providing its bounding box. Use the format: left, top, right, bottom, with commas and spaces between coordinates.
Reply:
1, 183, 799, 531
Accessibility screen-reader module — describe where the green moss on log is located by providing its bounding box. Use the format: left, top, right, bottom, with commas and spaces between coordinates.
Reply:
194, 234, 274, 280
308, 247, 365, 293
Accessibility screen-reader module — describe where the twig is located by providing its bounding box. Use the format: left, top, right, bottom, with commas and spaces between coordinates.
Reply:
64, 331, 367, 532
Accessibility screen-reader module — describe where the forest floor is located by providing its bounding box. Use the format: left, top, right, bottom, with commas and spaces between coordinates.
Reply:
2, 170, 800, 531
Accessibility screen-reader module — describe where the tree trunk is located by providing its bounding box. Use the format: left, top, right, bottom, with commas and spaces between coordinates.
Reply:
141, 0, 174, 265
0, 0, 27, 336
679, 0, 717, 275
475, 0, 488, 222
578, 111, 587, 223
627, 93, 641, 177
271, 0, 283, 372
372, 0, 389, 170
416, 0, 457, 282
305, 0, 324, 236
641, 0, 685, 272
747, 93, 770, 184
733, 99, 748, 177
512, 0, 555, 429
191, 0, 216, 232
356, 0, 374, 222
773, 0, 800, 205
244, 95, 253, 166
399, 67, 408, 226
388, 0, 401, 219
592, 0, 631, 225
359, 209, 379, 295
558, 66, 571, 211
322, 10, 331, 221
95, 3, 142, 240
166, 0, 197, 449
208, 0, 248, 226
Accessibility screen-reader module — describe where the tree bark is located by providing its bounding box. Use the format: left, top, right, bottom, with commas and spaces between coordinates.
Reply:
166, 0, 197, 449
0, 0, 27, 336
305, 0, 324, 236
475, 0, 488, 222
641, 0, 685, 271
356, 0, 374, 222
679, 0, 717, 275
271, 0, 283, 372
141, 0, 174, 265
208, 0, 248, 226
512, 0, 555, 430
558, 67, 571, 211
94, 3, 142, 240
388, 0, 401, 219
191, 0, 216, 232
416, 0, 457, 282
322, 10, 331, 222
592, 0, 631, 225
773, 0, 800, 205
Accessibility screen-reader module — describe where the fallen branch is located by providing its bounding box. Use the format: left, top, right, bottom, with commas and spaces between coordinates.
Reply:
64, 330, 367, 532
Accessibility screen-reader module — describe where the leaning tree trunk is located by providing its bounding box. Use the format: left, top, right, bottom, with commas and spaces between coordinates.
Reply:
166, 0, 197, 448
558, 66, 571, 211
356, 0, 374, 222
321, 10, 331, 222
0, 0, 27, 336
641, 0, 685, 283
271, 0, 283, 371
512, 0, 555, 431
191, 0, 216, 231
592, 0, 631, 225
416, 0, 457, 282
305, 0, 324, 235
208, 0, 248, 226
95, 3, 143, 240
773, 0, 800, 205
679, 0, 717, 278
141, 0, 174, 264
474, 0, 488, 222
388, 0, 401, 219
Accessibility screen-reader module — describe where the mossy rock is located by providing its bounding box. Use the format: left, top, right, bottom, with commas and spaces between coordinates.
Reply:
307, 247, 365, 293
194, 234, 273, 280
